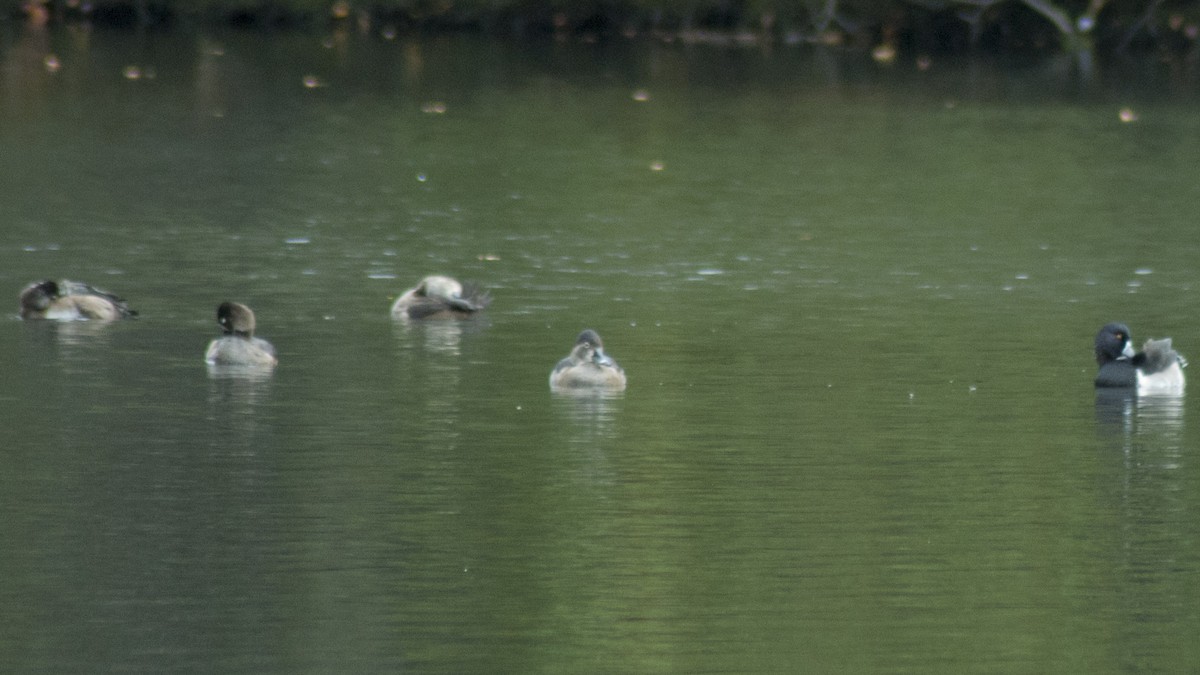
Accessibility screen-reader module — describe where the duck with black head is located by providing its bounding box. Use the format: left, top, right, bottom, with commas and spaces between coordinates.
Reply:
1094, 322, 1186, 393
205, 302, 278, 368
550, 329, 627, 391
19, 279, 137, 321
390, 275, 490, 320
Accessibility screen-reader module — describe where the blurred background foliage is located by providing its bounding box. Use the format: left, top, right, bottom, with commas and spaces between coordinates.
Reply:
3, 0, 1200, 57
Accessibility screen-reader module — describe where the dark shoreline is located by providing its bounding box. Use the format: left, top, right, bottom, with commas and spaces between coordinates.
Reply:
5, 1, 1200, 60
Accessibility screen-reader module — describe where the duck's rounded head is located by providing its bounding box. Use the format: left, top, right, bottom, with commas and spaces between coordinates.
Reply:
1095, 322, 1135, 365
572, 329, 611, 364
18, 280, 61, 316
217, 301, 257, 338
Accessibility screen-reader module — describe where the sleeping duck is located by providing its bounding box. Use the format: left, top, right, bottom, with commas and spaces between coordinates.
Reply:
19, 279, 136, 321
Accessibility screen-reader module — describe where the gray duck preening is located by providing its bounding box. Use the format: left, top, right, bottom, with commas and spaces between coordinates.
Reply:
19, 279, 136, 321
390, 275, 490, 320
205, 302, 278, 368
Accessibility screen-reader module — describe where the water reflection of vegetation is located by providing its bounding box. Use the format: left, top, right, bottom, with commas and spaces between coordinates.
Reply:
6, 0, 1200, 59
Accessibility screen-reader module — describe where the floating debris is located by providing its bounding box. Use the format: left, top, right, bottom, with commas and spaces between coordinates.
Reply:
22, 243, 61, 252
1118, 107, 1138, 123
631, 89, 650, 102
649, 161, 665, 171
302, 74, 323, 89
43, 54, 60, 73
421, 101, 447, 114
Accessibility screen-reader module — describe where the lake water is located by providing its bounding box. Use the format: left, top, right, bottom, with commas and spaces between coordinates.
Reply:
2, 24, 1200, 673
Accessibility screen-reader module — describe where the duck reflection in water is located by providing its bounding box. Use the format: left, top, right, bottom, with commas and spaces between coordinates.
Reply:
550, 329, 627, 392
205, 302, 277, 369
390, 275, 490, 320
18, 279, 137, 321
402, 320, 466, 355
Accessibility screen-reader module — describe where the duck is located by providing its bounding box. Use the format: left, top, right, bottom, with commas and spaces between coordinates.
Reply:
390, 275, 490, 320
1094, 322, 1185, 393
18, 279, 137, 321
550, 329, 627, 390
205, 302, 278, 367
